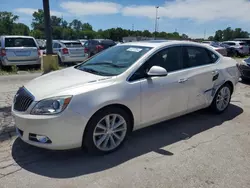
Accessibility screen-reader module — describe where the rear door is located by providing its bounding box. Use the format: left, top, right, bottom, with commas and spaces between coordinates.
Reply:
63, 42, 85, 57
4, 37, 39, 61
182, 45, 221, 111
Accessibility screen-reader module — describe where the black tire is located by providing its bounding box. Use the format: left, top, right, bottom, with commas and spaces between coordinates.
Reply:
83, 107, 132, 154
241, 77, 250, 83
58, 56, 64, 66
210, 84, 232, 114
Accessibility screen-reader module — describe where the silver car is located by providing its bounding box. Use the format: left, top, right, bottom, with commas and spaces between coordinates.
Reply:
52, 40, 88, 65
0, 35, 41, 66
222, 41, 249, 56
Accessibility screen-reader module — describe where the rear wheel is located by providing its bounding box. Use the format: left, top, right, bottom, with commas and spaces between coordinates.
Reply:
210, 84, 232, 114
58, 56, 64, 66
83, 107, 132, 154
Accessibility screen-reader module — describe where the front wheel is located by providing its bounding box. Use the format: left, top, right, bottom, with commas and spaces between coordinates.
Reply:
83, 107, 132, 154
210, 84, 232, 114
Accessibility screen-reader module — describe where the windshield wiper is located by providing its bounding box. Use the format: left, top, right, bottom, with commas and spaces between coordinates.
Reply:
84, 62, 127, 68
78, 67, 115, 76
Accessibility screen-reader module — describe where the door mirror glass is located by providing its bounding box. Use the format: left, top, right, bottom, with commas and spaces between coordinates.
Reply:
147, 66, 168, 77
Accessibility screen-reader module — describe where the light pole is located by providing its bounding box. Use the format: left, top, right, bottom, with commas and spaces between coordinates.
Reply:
43, 0, 53, 54
154, 6, 159, 39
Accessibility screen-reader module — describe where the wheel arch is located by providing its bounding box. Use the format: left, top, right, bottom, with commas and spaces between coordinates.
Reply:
82, 103, 135, 147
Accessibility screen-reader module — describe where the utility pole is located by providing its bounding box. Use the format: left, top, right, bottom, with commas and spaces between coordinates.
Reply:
132, 24, 134, 31
43, 0, 53, 54
154, 6, 159, 39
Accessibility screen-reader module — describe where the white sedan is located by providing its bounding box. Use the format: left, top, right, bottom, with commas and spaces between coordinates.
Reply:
12, 41, 240, 154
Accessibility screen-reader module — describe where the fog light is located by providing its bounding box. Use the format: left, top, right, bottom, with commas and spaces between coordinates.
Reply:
36, 135, 49, 143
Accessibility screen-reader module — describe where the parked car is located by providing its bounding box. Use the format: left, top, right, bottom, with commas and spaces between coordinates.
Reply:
237, 57, 250, 81
79, 39, 87, 46
218, 43, 237, 57
13, 41, 239, 154
222, 41, 249, 56
234, 38, 250, 52
84, 39, 116, 57
52, 40, 88, 65
202, 42, 227, 56
0, 35, 41, 66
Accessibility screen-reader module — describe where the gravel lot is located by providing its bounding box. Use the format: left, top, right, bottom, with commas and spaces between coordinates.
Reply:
0, 73, 250, 188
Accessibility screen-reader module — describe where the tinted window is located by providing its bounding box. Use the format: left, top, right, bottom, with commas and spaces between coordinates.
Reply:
239, 42, 247, 46
5, 37, 37, 47
63, 42, 82, 48
129, 46, 182, 81
224, 42, 236, 46
146, 46, 182, 72
183, 46, 216, 68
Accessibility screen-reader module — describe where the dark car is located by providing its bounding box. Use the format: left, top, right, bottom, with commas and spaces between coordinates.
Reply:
237, 57, 250, 81
219, 43, 237, 57
83, 39, 116, 57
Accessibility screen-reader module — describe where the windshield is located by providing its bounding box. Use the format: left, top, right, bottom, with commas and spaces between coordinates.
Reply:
75, 45, 152, 76
244, 57, 250, 63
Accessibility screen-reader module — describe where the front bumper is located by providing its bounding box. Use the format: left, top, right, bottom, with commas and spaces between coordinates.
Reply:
12, 107, 88, 150
237, 64, 250, 79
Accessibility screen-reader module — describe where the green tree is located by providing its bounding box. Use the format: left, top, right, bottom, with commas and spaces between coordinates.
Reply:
31, 9, 44, 31
208, 36, 214, 41
214, 30, 223, 41
12, 23, 30, 35
70, 19, 82, 31
82, 23, 93, 31
0, 11, 19, 35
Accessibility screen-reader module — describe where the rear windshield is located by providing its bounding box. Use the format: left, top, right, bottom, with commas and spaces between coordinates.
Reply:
239, 42, 247, 46
63, 42, 82, 48
100, 41, 116, 48
5, 37, 37, 47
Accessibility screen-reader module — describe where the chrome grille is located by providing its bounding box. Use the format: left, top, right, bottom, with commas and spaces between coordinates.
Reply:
13, 87, 34, 112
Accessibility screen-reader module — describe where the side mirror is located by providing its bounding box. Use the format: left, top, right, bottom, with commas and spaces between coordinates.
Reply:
147, 66, 168, 77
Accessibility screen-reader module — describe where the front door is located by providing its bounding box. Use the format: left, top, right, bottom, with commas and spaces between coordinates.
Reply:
139, 46, 190, 124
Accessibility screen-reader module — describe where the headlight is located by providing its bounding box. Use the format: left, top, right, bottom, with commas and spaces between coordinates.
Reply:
31, 96, 72, 115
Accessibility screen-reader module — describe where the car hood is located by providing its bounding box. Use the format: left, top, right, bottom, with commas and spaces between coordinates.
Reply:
24, 67, 112, 100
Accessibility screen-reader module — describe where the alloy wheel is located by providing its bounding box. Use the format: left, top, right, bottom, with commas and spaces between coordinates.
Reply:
93, 114, 127, 151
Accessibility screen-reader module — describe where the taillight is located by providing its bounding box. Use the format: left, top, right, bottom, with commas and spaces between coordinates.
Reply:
239, 46, 243, 49
0, 48, 6, 57
62, 48, 69, 54
96, 45, 104, 52
84, 48, 89, 53
38, 49, 41, 56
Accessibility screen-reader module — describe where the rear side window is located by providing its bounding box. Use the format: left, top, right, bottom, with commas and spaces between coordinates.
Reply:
183, 46, 216, 68
63, 42, 82, 48
5, 38, 37, 47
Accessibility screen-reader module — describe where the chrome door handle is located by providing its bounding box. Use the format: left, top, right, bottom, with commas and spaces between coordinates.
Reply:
178, 78, 188, 83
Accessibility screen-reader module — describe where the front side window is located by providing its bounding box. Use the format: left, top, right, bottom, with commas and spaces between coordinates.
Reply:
129, 46, 182, 81
5, 37, 37, 47
183, 46, 215, 68
75, 45, 152, 76
145, 46, 183, 72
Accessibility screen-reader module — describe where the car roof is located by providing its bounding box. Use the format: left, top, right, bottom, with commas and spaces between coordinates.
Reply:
1, 35, 35, 39
119, 40, 207, 48
57, 40, 81, 43
224, 41, 243, 43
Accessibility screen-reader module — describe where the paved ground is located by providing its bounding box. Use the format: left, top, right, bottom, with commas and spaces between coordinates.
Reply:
0, 73, 250, 188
